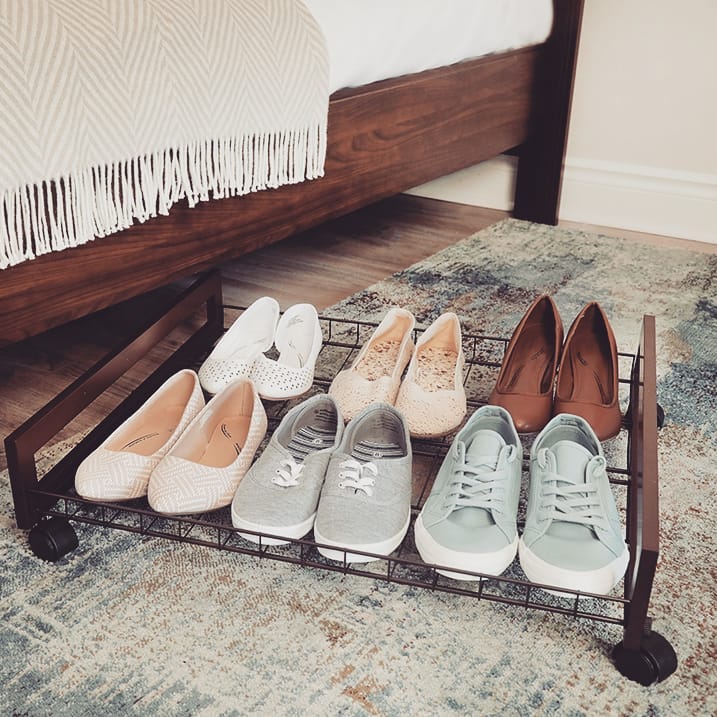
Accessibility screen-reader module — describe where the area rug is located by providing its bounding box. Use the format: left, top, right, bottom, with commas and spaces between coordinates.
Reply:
2, 218, 716, 716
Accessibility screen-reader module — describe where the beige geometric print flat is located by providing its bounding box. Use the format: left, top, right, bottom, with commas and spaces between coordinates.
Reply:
147, 378, 267, 515
74, 369, 205, 502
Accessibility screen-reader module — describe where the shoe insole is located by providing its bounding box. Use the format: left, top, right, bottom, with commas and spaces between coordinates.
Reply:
286, 425, 338, 461
414, 346, 458, 392
356, 339, 403, 381
192, 416, 251, 468
112, 404, 186, 456
214, 333, 273, 361
565, 342, 612, 404
351, 439, 405, 461
278, 337, 307, 369
501, 322, 553, 394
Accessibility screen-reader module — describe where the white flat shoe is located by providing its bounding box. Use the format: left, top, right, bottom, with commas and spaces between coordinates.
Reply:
395, 312, 466, 437
250, 303, 323, 400
198, 296, 279, 395
75, 370, 205, 502
147, 378, 267, 515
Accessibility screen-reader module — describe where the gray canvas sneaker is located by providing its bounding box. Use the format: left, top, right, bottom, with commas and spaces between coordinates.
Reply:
313, 402, 412, 562
518, 413, 629, 595
231, 394, 343, 545
414, 405, 522, 579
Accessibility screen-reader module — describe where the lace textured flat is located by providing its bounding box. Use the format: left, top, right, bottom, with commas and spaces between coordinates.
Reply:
328, 307, 415, 421
395, 312, 466, 437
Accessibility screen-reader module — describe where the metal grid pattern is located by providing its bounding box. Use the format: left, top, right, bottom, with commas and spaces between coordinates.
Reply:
27, 306, 639, 627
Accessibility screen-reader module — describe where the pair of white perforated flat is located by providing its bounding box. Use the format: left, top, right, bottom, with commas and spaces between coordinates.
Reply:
328, 308, 467, 438
74, 370, 267, 515
198, 297, 323, 401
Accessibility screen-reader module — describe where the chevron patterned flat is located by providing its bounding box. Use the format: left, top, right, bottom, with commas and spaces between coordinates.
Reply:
74, 370, 205, 502
147, 378, 267, 515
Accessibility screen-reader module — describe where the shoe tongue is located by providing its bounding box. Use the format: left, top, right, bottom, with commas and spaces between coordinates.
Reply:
546, 440, 595, 540
465, 429, 505, 469
551, 440, 592, 484
447, 430, 506, 527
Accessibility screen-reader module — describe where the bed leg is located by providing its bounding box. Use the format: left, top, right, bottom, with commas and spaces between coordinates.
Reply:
513, 0, 585, 225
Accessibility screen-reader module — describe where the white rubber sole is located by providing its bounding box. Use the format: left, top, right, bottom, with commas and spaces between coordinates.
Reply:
231, 507, 315, 546
518, 537, 630, 596
313, 512, 411, 563
414, 514, 518, 580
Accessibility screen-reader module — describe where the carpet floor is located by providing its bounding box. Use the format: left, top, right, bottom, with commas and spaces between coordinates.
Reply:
2, 219, 715, 716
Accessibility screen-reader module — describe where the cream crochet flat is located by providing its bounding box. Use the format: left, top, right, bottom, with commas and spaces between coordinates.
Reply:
395, 312, 466, 438
328, 307, 415, 422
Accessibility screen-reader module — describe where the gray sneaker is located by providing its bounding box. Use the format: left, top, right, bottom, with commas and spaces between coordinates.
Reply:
231, 394, 343, 545
414, 405, 522, 579
313, 403, 412, 562
518, 413, 629, 595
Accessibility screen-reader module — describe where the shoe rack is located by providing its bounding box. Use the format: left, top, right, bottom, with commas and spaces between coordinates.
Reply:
5, 271, 677, 686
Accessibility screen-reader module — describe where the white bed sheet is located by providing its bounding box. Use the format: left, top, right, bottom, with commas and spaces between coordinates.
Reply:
303, 0, 553, 93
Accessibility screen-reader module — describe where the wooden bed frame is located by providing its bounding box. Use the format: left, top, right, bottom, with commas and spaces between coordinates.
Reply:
0, 0, 584, 347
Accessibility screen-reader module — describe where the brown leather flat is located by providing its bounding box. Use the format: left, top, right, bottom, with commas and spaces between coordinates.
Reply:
488, 294, 563, 433
554, 301, 622, 440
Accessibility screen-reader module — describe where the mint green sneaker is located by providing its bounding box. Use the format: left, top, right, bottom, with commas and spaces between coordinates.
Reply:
518, 413, 629, 595
414, 405, 522, 579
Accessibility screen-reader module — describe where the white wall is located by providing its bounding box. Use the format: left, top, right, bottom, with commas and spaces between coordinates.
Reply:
407, 0, 717, 244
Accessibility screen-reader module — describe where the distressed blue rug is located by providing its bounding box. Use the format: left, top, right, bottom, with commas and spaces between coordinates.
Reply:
2, 219, 716, 716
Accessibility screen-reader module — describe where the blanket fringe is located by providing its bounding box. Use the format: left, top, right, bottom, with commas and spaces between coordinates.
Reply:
0, 123, 327, 270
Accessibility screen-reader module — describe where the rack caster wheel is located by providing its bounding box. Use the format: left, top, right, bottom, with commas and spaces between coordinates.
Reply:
28, 517, 79, 562
612, 631, 677, 685
624, 402, 665, 430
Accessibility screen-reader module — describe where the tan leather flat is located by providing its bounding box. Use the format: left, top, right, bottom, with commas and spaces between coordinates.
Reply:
554, 301, 622, 440
488, 294, 563, 433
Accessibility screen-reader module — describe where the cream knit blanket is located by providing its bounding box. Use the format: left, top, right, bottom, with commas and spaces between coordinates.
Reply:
0, 0, 329, 269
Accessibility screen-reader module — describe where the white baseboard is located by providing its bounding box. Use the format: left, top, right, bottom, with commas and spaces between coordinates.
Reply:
406, 156, 717, 245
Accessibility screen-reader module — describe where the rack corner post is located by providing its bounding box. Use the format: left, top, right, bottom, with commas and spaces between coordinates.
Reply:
610, 315, 676, 685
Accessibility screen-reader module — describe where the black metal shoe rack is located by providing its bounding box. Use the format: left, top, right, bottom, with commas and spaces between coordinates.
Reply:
6, 271, 677, 685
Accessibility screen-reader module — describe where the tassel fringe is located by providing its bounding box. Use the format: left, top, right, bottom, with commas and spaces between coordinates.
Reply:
0, 123, 327, 269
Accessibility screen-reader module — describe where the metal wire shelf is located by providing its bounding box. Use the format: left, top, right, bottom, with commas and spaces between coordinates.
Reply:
6, 270, 676, 684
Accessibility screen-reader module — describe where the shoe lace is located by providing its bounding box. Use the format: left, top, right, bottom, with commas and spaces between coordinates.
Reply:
272, 457, 304, 487
337, 459, 378, 496
443, 442, 515, 513
537, 449, 609, 530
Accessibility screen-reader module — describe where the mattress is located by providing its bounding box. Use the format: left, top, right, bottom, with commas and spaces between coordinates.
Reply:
303, 0, 554, 93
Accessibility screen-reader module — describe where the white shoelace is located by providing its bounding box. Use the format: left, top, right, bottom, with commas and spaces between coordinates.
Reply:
443, 442, 515, 514
537, 449, 608, 530
272, 457, 304, 487
337, 459, 378, 496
